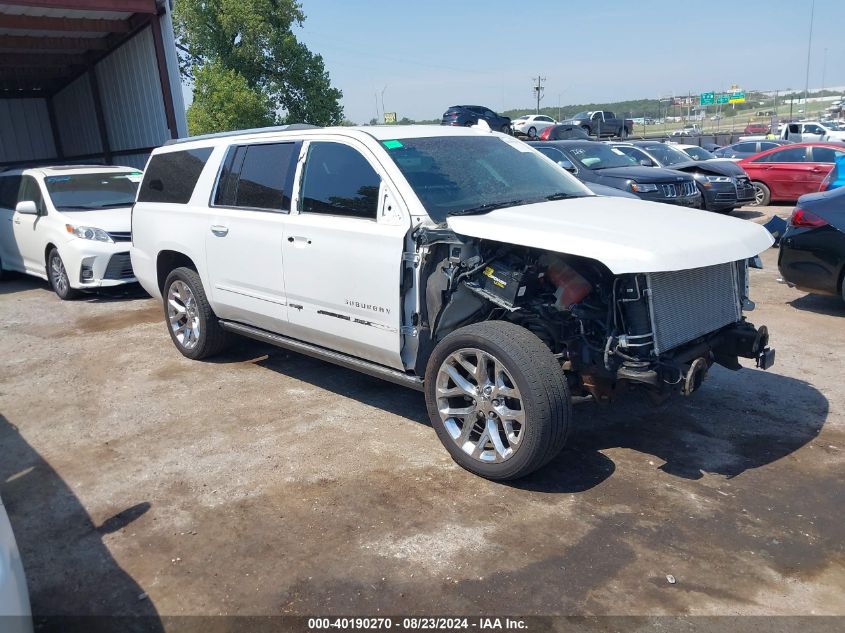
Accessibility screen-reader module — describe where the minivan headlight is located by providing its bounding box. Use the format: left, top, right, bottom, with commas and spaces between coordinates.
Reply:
66, 224, 113, 242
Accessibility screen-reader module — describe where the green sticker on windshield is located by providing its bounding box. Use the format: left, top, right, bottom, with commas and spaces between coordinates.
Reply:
383, 140, 403, 149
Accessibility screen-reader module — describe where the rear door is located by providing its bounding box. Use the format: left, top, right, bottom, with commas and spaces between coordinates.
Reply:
204, 141, 299, 333
281, 139, 410, 369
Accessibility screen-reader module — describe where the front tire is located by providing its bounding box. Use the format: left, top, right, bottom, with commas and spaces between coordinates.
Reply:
424, 321, 571, 481
48, 248, 80, 300
527, 126, 537, 138
163, 267, 230, 360
751, 182, 771, 206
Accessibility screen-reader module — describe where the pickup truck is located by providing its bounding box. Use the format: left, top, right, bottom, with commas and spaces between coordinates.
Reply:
131, 124, 775, 481
558, 111, 634, 139
741, 121, 845, 143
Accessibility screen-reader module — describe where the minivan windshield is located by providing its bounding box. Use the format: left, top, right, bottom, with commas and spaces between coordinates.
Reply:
383, 136, 589, 223
44, 172, 141, 210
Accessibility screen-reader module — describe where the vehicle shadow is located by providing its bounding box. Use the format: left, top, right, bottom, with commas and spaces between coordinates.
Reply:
788, 293, 845, 317
0, 415, 162, 631
210, 341, 825, 492
563, 366, 828, 481
0, 273, 148, 302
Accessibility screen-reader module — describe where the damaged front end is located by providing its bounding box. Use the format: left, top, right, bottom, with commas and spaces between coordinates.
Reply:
411, 227, 775, 403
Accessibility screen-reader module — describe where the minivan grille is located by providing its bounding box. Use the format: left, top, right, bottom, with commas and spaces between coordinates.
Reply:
645, 262, 741, 354
103, 252, 135, 280
107, 231, 132, 242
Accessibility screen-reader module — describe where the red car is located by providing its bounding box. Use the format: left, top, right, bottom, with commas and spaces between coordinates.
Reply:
744, 122, 770, 135
739, 143, 845, 206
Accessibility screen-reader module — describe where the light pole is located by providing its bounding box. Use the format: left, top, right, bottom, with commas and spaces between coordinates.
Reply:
803, 0, 815, 114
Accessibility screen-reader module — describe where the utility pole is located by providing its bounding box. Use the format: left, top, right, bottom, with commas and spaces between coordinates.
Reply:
803, 0, 814, 114
532, 75, 546, 114
380, 85, 388, 123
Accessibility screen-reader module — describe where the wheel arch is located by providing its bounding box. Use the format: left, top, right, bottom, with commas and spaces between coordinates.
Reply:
156, 250, 198, 293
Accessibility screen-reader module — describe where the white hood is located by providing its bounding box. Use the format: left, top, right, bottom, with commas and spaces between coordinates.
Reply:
446, 197, 774, 274
56, 206, 132, 232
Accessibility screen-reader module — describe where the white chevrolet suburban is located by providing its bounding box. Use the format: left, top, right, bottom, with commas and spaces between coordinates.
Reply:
131, 124, 775, 480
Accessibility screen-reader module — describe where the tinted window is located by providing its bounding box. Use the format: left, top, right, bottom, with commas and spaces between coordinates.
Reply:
811, 147, 845, 163
0, 176, 22, 209
733, 143, 757, 153
760, 142, 778, 151
567, 144, 637, 169
536, 147, 567, 162
233, 143, 297, 211
755, 147, 808, 163
138, 147, 213, 204
301, 142, 381, 219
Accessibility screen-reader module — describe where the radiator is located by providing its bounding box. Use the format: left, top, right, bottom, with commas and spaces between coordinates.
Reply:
645, 262, 742, 354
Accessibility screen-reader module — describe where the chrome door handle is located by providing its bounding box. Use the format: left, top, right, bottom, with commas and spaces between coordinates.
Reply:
210, 225, 229, 237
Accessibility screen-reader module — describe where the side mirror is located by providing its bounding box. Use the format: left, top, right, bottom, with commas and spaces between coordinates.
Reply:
15, 200, 38, 215
557, 159, 576, 172
639, 158, 654, 167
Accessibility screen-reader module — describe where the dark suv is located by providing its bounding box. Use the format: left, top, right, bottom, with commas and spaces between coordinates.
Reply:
441, 105, 511, 133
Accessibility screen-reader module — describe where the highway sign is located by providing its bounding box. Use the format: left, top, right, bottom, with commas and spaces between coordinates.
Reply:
729, 91, 746, 104
699, 92, 715, 106
383, 112, 397, 124
716, 94, 730, 105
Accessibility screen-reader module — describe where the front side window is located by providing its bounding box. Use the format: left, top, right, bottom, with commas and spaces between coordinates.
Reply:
383, 136, 588, 224
0, 176, 22, 209
733, 142, 757, 153
684, 146, 715, 161
43, 172, 140, 210
138, 148, 213, 204
301, 142, 381, 219
811, 147, 845, 163
19, 176, 45, 214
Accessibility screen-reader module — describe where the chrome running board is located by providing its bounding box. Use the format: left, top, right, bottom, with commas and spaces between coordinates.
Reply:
219, 320, 425, 391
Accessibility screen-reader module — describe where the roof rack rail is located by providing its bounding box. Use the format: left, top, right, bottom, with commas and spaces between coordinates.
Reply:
164, 124, 321, 146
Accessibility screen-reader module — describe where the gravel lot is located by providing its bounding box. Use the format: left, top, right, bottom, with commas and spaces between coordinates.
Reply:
1, 203, 843, 619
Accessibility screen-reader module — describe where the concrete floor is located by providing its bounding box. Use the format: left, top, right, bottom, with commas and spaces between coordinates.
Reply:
0, 204, 843, 619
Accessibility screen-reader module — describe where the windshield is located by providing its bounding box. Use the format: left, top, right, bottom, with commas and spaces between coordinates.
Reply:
567, 143, 638, 170
572, 112, 590, 120
383, 136, 589, 223
44, 172, 141, 210
683, 146, 715, 161
639, 144, 692, 166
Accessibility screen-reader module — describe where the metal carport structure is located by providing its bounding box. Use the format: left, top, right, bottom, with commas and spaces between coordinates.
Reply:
0, 0, 187, 168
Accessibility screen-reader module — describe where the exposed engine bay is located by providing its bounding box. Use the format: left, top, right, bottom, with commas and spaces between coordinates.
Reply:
409, 227, 775, 402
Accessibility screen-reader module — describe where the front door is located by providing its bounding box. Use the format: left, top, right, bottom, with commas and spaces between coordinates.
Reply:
204, 141, 300, 333
12, 176, 47, 274
282, 139, 410, 370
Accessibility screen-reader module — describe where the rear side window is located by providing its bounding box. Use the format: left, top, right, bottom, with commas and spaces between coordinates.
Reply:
214, 142, 298, 211
138, 147, 213, 204
811, 147, 845, 163
300, 142, 380, 219
754, 147, 808, 163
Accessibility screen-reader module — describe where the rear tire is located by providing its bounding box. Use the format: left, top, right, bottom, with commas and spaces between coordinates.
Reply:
48, 248, 80, 300
424, 321, 571, 481
620, 127, 629, 139
163, 267, 230, 360
501, 125, 511, 135
751, 181, 771, 206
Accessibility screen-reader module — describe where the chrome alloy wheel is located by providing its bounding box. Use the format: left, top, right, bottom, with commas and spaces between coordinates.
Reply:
50, 254, 69, 295
435, 348, 525, 463
167, 280, 200, 350
753, 184, 766, 206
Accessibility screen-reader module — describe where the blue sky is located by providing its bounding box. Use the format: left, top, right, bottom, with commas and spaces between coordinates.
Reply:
291, 0, 844, 123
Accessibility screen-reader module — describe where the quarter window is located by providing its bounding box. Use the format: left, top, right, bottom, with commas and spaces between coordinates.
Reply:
300, 142, 380, 219
138, 147, 213, 204
811, 147, 845, 163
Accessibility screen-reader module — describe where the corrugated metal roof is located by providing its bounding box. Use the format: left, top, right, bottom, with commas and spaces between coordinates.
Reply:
0, 6, 132, 20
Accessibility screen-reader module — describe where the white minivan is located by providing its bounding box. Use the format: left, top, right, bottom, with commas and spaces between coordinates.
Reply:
0, 166, 142, 299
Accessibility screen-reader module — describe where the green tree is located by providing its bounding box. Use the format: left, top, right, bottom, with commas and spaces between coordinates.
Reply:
174, 0, 343, 127
186, 62, 276, 135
